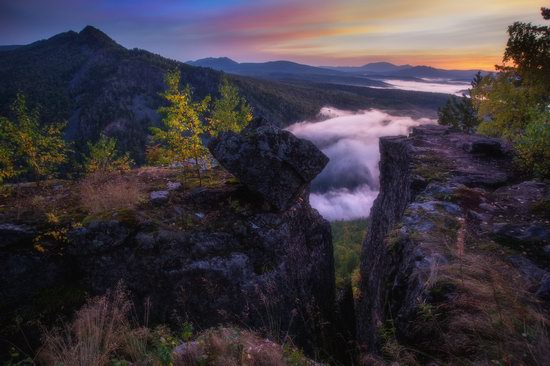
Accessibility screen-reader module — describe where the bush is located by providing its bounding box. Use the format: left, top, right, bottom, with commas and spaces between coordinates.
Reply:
515, 111, 550, 179
84, 134, 133, 174
79, 172, 143, 214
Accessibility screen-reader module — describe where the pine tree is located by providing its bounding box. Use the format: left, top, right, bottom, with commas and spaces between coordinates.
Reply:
438, 72, 482, 133
148, 69, 211, 185
209, 77, 252, 136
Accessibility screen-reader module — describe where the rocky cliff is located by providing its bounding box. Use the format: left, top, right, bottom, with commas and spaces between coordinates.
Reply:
0, 123, 336, 359
357, 125, 550, 364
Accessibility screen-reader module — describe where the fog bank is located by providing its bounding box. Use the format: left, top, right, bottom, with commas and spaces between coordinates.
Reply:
288, 108, 434, 220
378, 79, 469, 95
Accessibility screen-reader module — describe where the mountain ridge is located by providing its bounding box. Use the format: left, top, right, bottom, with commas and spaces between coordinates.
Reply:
189, 57, 489, 81
0, 26, 450, 163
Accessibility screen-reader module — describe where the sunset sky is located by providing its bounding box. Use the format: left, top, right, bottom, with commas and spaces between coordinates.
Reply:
0, 0, 546, 70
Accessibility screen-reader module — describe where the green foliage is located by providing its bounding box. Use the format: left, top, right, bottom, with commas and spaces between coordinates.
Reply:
502, 8, 550, 96
209, 77, 252, 136
472, 74, 539, 139
181, 321, 194, 342
0, 122, 17, 184
148, 69, 211, 183
85, 134, 133, 173
0, 93, 68, 183
470, 8, 550, 179
438, 72, 482, 132
331, 218, 368, 288
437, 96, 479, 133
514, 109, 550, 178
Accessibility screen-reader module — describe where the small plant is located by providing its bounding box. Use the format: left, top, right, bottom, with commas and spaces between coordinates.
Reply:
84, 134, 133, 174
181, 322, 194, 342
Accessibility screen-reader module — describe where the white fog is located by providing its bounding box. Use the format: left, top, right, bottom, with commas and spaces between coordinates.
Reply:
287, 107, 434, 221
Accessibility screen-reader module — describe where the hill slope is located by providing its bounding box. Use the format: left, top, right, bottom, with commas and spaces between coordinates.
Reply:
0, 27, 450, 162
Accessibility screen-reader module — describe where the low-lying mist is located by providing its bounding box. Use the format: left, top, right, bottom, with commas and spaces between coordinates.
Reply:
288, 108, 434, 221
377, 79, 469, 95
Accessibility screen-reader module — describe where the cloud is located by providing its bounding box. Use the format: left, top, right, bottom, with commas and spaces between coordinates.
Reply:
310, 185, 379, 221
1, 0, 545, 69
288, 108, 434, 220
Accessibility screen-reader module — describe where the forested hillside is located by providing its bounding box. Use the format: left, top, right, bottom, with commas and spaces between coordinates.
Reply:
0, 26, 449, 162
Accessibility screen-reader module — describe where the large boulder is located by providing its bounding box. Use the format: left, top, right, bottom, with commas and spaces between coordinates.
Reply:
208, 120, 329, 211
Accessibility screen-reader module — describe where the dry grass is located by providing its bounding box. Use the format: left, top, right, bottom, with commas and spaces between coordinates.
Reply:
79, 171, 143, 214
380, 203, 550, 365
173, 327, 311, 366
410, 221, 550, 365
38, 285, 314, 366
39, 284, 130, 366
432, 253, 550, 365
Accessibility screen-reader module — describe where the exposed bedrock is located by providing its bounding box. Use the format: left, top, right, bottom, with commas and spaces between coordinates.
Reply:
0, 122, 336, 354
357, 125, 550, 364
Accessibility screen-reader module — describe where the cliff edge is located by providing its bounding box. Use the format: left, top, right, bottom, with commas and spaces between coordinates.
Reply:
357, 125, 550, 364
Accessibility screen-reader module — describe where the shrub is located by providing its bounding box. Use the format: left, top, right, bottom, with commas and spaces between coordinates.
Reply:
515, 111, 550, 179
84, 134, 133, 174
79, 172, 143, 214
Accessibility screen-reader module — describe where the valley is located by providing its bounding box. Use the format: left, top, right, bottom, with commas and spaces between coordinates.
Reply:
1, 3, 549, 364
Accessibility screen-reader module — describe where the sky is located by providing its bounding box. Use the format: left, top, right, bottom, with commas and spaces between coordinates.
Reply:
0, 0, 546, 69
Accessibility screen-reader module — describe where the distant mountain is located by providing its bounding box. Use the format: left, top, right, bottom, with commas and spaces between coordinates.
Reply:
0, 27, 450, 162
187, 57, 239, 71
188, 57, 341, 76
326, 62, 487, 82
388, 65, 485, 81
191, 58, 488, 84
187, 57, 387, 87
326, 62, 412, 74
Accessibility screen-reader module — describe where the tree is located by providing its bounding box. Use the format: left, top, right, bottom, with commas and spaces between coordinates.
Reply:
438, 72, 482, 133
0, 93, 68, 183
501, 8, 550, 96
148, 69, 211, 184
469, 8, 550, 178
84, 134, 133, 173
209, 77, 253, 136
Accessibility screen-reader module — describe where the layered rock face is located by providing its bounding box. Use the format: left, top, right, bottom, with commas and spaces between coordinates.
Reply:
357, 125, 550, 364
0, 124, 334, 353
68, 186, 334, 348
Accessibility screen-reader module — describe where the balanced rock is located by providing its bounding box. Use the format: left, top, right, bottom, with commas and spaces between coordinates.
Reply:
208, 119, 329, 211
